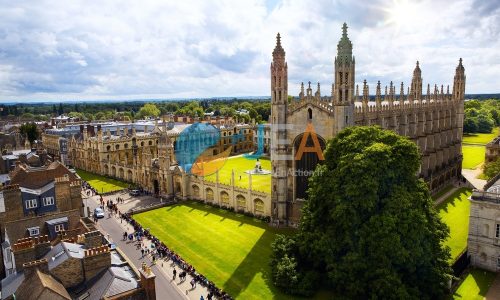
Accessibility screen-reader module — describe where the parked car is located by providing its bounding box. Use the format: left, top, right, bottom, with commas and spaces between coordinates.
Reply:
94, 207, 105, 219
129, 190, 140, 196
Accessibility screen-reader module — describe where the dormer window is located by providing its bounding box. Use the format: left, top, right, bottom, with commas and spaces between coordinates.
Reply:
26, 199, 37, 209
27, 226, 40, 237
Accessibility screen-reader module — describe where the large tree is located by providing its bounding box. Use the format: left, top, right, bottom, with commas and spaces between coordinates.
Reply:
20, 122, 39, 144
137, 103, 161, 119
274, 126, 451, 299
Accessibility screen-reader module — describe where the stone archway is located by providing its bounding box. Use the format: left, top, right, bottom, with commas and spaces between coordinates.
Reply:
153, 179, 159, 195
293, 132, 326, 199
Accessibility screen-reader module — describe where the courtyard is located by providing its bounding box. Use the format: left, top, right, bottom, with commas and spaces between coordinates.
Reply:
76, 169, 130, 193
436, 188, 472, 263
451, 268, 496, 299
203, 156, 271, 193
462, 128, 498, 170
133, 201, 329, 299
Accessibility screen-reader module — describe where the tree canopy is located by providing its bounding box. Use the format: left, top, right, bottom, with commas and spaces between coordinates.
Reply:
137, 103, 161, 118
20, 122, 39, 144
271, 126, 451, 299
464, 99, 500, 134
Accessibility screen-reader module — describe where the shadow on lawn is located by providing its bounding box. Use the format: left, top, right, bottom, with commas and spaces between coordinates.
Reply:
436, 188, 471, 213
176, 201, 295, 299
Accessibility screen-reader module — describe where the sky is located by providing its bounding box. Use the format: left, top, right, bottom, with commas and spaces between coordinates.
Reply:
0, 0, 498, 102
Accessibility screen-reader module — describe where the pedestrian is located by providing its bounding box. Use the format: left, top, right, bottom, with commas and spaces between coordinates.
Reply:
200, 296, 204, 300
173, 268, 177, 280
190, 278, 196, 289
141, 248, 145, 258
123, 231, 127, 241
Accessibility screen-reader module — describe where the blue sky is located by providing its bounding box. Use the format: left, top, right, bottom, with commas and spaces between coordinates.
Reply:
0, 0, 498, 101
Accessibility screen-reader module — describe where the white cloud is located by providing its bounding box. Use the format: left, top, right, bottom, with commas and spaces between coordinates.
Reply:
0, 0, 498, 102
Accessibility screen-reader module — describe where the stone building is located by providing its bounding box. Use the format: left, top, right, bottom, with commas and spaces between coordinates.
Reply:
270, 23, 465, 224
1, 231, 156, 300
0, 161, 83, 277
67, 119, 254, 195
485, 135, 500, 163
468, 174, 500, 272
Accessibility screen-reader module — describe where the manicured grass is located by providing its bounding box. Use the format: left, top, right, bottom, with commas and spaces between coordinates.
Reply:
463, 128, 498, 145
462, 145, 485, 169
452, 269, 496, 300
436, 188, 472, 263
76, 169, 129, 193
134, 202, 327, 300
203, 156, 271, 193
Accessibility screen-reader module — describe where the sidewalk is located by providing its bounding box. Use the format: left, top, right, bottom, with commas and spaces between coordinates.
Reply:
88, 193, 212, 300
433, 184, 460, 207
462, 167, 487, 190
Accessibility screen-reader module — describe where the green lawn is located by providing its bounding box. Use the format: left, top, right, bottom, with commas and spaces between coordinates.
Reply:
76, 169, 129, 193
436, 188, 472, 263
463, 128, 498, 145
134, 202, 328, 300
203, 156, 271, 193
462, 145, 485, 169
452, 269, 496, 300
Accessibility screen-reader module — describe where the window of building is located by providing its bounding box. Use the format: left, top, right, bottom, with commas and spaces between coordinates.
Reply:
308, 108, 312, 120
54, 224, 65, 233
27, 226, 40, 236
43, 197, 55, 206
26, 199, 37, 209
221, 192, 230, 205
496, 224, 500, 238
498, 256, 500, 267
254, 198, 264, 214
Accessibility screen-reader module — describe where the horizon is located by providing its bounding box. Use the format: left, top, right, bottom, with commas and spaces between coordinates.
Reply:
1, 93, 499, 105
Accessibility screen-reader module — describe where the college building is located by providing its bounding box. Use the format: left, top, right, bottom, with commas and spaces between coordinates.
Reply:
270, 23, 465, 224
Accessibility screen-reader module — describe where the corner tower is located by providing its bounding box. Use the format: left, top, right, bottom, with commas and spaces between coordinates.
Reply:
333, 23, 354, 133
270, 33, 288, 222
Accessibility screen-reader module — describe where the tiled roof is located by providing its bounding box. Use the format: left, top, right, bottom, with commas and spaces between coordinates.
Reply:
10, 161, 77, 189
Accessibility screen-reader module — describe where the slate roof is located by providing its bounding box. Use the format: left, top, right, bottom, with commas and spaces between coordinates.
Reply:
77, 266, 139, 300
15, 269, 71, 300
44, 241, 85, 270
0, 272, 24, 300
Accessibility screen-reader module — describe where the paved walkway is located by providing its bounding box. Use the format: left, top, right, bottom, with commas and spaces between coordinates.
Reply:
433, 184, 460, 207
462, 166, 487, 190
85, 192, 212, 300
486, 273, 500, 300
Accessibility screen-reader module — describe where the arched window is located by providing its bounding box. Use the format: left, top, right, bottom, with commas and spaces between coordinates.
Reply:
115, 144, 120, 150
192, 185, 200, 197
149, 140, 153, 146
206, 188, 214, 201
107, 145, 111, 151
254, 198, 264, 214
221, 191, 230, 205
308, 108, 312, 120
237, 195, 246, 210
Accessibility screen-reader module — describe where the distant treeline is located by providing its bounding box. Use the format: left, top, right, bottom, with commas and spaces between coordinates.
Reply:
0, 98, 272, 123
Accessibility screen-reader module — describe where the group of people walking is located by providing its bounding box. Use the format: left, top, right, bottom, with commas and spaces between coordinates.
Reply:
121, 212, 233, 300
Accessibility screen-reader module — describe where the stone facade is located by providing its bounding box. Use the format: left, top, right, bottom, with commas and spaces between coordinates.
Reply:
270, 23, 465, 224
67, 120, 254, 195
468, 174, 500, 272
486, 136, 500, 163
